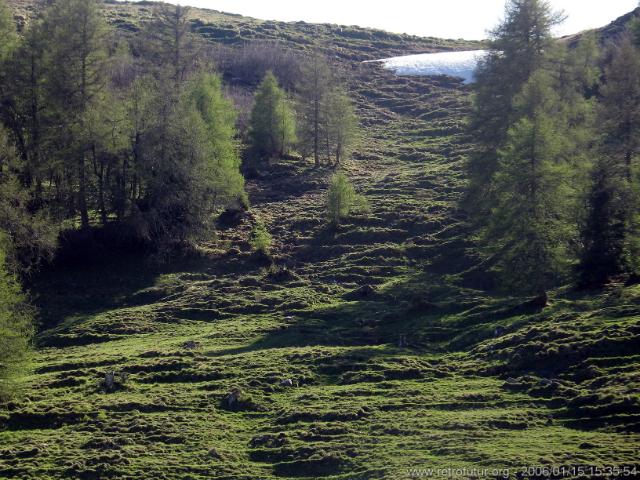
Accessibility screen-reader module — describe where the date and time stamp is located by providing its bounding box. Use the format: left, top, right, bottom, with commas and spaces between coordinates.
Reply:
405, 465, 639, 478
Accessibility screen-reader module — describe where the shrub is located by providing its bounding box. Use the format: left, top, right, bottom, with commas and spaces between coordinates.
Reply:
250, 219, 272, 254
326, 172, 368, 225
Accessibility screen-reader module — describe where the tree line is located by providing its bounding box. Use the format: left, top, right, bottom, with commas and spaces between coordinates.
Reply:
247, 56, 358, 168
466, 0, 640, 296
0, 0, 360, 398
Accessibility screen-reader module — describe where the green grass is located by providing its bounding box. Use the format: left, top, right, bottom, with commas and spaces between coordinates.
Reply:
1, 2, 639, 479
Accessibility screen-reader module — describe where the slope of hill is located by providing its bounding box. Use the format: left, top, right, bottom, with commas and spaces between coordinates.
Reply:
561, 6, 640, 46
1, 2, 639, 479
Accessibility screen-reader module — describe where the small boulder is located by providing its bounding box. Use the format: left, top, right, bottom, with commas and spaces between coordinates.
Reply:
102, 371, 127, 393
280, 379, 294, 387
343, 285, 376, 301
222, 388, 242, 410
182, 340, 200, 350
267, 266, 299, 283
208, 448, 223, 459
220, 388, 260, 412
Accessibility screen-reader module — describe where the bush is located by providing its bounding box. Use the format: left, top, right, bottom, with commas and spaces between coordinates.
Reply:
326, 172, 368, 225
250, 219, 272, 254
0, 232, 33, 400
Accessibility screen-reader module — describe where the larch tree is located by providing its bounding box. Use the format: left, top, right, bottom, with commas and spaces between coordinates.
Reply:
325, 86, 359, 166
132, 73, 246, 246
297, 53, 332, 166
484, 71, 573, 295
0, 10, 36, 391
42, 0, 109, 229
249, 71, 296, 161
599, 36, 640, 182
466, 0, 563, 217
0, 0, 16, 61
0, 126, 57, 271
579, 35, 640, 285
578, 157, 631, 286
0, 231, 34, 400
142, 4, 198, 90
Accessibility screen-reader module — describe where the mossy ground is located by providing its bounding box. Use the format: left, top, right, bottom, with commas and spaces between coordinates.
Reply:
1, 2, 640, 479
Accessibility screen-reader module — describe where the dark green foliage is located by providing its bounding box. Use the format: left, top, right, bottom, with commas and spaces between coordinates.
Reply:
466, 0, 563, 215
0, 0, 16, 61
578, 160, 630, 286
0, 1, 246, 253
249, 71, 296, 161
132, 74, 245, 246
467, 1, 608, 293
0, 127, 57, 271
578, 35, 640, 285
484, 71, 573, 293
0, 232, 33, 400
42, 0, 109, 229
599, 35, 640, 181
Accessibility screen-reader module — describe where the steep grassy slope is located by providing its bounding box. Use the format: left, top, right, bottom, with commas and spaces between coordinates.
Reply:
1, 3, 640, 479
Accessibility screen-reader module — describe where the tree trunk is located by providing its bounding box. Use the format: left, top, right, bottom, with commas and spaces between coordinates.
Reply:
92, 145, 107, 226
78, 152, 90, 229
313, 97, 320, 167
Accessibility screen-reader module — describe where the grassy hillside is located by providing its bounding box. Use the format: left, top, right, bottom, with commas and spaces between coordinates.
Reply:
1, 2, 639, 479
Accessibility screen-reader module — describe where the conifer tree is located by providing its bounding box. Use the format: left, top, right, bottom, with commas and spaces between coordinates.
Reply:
133, 74, 246, 245
579, 34, 640, 284
599, 36, 640, 182
6, 25, 48, 199
578, 158, 630, 286
0, 231, 33, 400
326, 172, 367, 226
42, 0, 109, 229
0, 0, 16, 61
484, 71, 573, 294
466, 0, 563, 216
142, 4, 198, 89
325, 87, 358, 166
297, 54, 332, 166
249, 71, 296, 161
0, 127, 57, 271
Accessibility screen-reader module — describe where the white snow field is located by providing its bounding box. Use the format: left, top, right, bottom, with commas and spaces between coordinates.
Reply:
372, 50, 489, 83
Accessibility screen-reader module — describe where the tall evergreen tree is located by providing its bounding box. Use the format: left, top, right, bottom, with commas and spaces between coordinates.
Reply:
325, 87, 358, 166
249, 71, 296, 161
0, 0, 16, 61
578, 158, 630, 286
579, 34, 640, 284
42, 0, 109, 229
142, 4, 198, 89
0, 231, 33, 400
184, 73, 246, 210
0, 126, 57, 270
599, 36, 640, 182
297, 53, 332, 166
0, 7, 60, 209
466, 0, 563, 215
132, 74, 245, 245
484, 71, 573, 295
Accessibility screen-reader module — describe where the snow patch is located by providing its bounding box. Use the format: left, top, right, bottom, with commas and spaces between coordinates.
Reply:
371, 50, 488, 84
